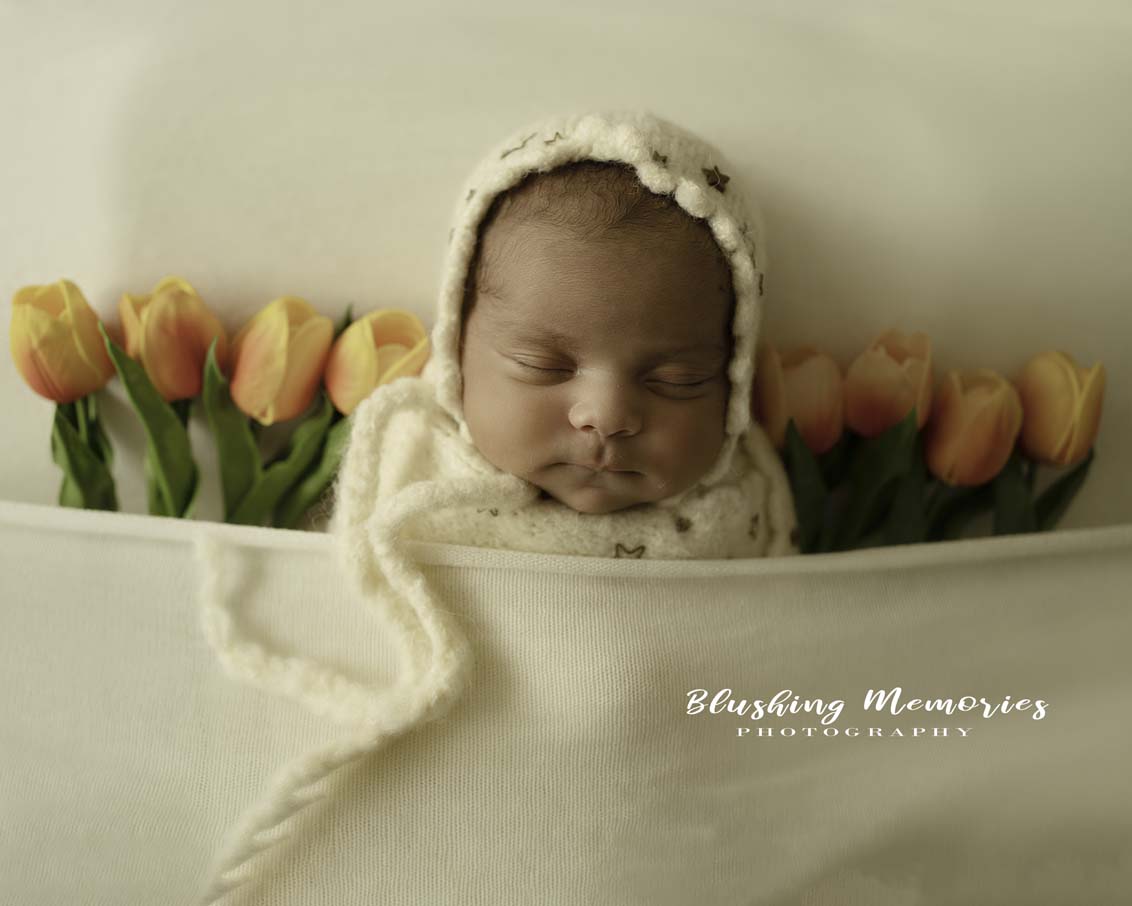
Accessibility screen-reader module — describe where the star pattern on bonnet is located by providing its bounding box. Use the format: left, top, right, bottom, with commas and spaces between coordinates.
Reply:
651, 150, 669, 165
703, 165, 730, 193
614, 543, 646, 559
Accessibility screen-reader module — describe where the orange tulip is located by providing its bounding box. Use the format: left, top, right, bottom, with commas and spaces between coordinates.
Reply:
324, 309, 430, 416
752, 344, 844, 455
844, 329, 933, 437
1014, 350, 1105, 467
925, 369, 1023, 487
230, 296, 334, 425
10, 279, 116, 403
119, 276, 229, 401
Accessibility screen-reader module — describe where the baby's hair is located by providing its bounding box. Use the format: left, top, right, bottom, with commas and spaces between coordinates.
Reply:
459, 160, 734, 328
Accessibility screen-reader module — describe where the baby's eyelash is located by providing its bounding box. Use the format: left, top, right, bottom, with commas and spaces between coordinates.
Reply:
513, 358, 572, 373
650, 376, 712, 386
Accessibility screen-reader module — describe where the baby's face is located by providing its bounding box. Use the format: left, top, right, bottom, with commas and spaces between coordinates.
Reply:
460, 217, 733, 514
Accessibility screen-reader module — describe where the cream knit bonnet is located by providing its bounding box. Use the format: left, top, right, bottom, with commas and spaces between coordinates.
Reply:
423, 108, 768, 491
193, 109, 794, 904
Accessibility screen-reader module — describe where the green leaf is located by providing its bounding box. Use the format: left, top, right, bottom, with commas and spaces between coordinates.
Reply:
881, 434, 929, 546
816, 486, 846, 554
926, 483, 995, 541
993, 451, 1037, 535
1035, 449, 1095, 531
817, 432, 854, 490
833, 411, 919, 551
201, 340, 262, 520
99, 323, 198, 517
145, 454, 163, 515
51, 403, 117, 511
81, 394, 114, 469
229, 393, 335, 526
274, 414, 352, 529
782, 419, 828, 554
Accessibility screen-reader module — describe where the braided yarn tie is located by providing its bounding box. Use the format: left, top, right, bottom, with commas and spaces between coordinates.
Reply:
193, 381, 529, 905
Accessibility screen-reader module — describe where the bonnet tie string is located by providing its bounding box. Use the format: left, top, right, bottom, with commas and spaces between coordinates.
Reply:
194, 379, 533, 904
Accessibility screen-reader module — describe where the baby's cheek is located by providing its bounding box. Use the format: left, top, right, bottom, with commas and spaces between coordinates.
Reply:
465, 376, 564, 467
646, 400, 726, 475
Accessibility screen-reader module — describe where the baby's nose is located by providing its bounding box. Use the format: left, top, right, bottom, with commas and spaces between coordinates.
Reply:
567, 376, 643, 438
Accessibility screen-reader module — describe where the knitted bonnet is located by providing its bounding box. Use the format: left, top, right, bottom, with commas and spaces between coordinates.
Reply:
421, 108, 769, 491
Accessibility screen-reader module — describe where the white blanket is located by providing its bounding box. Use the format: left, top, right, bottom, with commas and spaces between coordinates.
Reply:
2, 500, 1130, 903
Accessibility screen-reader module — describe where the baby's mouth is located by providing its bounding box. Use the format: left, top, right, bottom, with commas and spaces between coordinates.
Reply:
566, 461, 639, 474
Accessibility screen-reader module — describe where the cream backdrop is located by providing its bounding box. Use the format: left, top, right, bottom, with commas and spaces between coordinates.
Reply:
4, 4, 1132, 904
1, 0, 1130, 525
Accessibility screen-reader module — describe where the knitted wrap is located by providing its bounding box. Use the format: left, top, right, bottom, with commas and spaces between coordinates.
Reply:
193, 109, 796, 904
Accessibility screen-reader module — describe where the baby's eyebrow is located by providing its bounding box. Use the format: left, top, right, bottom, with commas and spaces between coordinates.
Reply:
489, 314, 577, 349
506, 327, 576, 348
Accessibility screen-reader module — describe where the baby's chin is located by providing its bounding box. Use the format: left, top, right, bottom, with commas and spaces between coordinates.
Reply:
533, 465, 676, 515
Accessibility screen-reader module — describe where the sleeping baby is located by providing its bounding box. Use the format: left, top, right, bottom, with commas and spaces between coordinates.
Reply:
332, 109, 798, 560
197, 109, 798, 902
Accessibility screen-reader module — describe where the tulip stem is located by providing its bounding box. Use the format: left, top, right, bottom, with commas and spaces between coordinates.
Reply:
51, 399, 117, 511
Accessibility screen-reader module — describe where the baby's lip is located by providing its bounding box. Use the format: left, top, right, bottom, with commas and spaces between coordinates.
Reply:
570, 459, 638, 473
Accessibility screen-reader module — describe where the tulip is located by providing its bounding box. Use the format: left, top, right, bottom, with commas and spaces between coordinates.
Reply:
119, 276, 229, 401
1014, 351, 1105, 467
752, 344, 844, 455
925, 369, 1023, 487
10, 280, 116, 403
229, 296, 334, 425
844, 329, 933, 437
325, 309, 429, 416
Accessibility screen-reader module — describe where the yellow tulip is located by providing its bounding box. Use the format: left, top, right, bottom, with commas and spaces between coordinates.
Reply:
925, 369, 1023, 487
119, 276, 229, 401
844, 329, 933, 437
10, 279, 116, 403
1014, 350, 1105, 467
229, 296, 334, 425
752, 344, 844, 455
324, 309, 430, 416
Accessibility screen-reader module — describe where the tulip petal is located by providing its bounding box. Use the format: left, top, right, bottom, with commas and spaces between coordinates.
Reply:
925, 371, 965, 485
119, 294, 147, 358
844, 348, 916, 437
141, 292, 214, 400
1065, 362, 1105, 465
752, 345, 787, 449
269, 314, 334, 423
954, 381, 1022, 486
377, 336, 430, 384
782, 351, 843, 456
154, 275, 198, 297
1017, 352, 1078, 465
11, 303, 75, 402
366, 309, 428, 348
278, 296, 319, 328
11, 293, 107, 402
325, 319, 381, 416
230, 305, 291, 423
14, 284, 65, 317
60, 281, 115, 386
